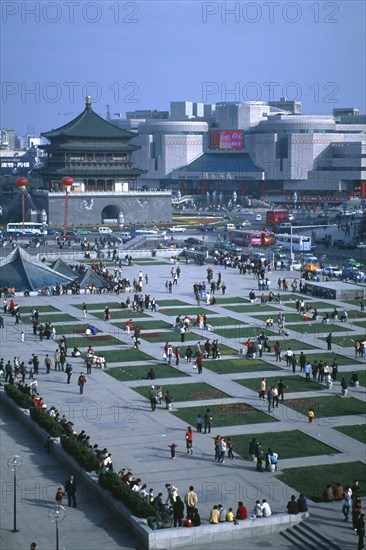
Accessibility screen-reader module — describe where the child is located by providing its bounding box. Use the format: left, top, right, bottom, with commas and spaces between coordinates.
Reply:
196, 414, 202, 433
308, 408, 315, 423
227, 438, 235, 460
149, 488, 154, 503
21, 331, 25, 342
55, 487, 65, 504
169, 443, 178, 459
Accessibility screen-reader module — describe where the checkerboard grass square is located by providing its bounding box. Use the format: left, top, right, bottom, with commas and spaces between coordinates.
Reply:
132, 382, 231, 402
88, 348, 154, 362
284, 396, 366, 418
142, 331, 202, 343
333, 425, 366, 444
203, 358, 281, 374
171, 403, 278, 427
22, 313, 78, 324
91, 310, 152, 320
21, 305, 60, 313
230, 430, 339, 460
236, 375, 324, 394
277, 462, 366, 500
157, 299, 191, 307
107, 364, 190, 382
303, 352, 361, 366
285, 301, 333, 310
158, 307, 217, 316
225, 304, 278, 313
290, 323, 354, 335
111, 320, 172, 331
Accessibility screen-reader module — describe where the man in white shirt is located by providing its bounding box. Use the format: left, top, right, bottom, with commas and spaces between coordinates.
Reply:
262, 499, 272, 517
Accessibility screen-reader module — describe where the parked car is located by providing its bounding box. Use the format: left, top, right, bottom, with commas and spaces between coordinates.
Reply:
199, 224, 216, 232
169, 226, 186, 233
76, 228, 92, 235
283, 259, 302, 270
343, 258, 363, 269
241, 220, 251, 227
184, 237, 204, 245
341, 267, 364, 281
46, 228, 60, 236
303, 254, 318, 263
321, 266, 342, 278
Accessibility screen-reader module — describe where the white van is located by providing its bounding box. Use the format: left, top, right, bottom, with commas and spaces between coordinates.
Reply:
98, 227, 113, 235
225, 224, 236, 231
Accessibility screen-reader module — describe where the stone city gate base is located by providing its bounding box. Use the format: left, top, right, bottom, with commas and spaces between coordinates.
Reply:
0, 389, 309, 549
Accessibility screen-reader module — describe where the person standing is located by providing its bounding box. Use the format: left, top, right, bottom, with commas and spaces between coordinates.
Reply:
185, 426, 193, 455
326, 332, 332, 351
308, 408, 315, 423
356, 514, 365, 550
219, 436, 226, 463
184, 486, 198, 520
104, 306, 110, 321
44, 354, 52, 374
173, 495, 184, 527
342, 486, 352, 522
54, 349, 61, 371
82, 302, 87, 319
150, 386, 157, 411
204, 409, 212, 434
65, 474, 77, 508
133, 326, 141, 349
77, 372, 87, 395
227, 438, 235, 460
196, 353, 203, 374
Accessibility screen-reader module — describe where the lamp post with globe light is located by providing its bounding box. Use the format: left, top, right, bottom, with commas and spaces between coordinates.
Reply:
48, 505, 65, 550
60, 176, 73, 239
15, 178, 29, 237
7, 455, 23, 533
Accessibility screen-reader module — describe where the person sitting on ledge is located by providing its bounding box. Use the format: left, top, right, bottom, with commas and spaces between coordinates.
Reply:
236, 501, 248, 520
72, 347, 81, 358
334, 483, 344, 501
147, 368, 156, 380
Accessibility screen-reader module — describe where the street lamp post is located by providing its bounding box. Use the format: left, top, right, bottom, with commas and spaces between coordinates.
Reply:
60, 176, 74, 239
15, 178, 29, 238
48, 505, 65, 550
7, 455, 23, 533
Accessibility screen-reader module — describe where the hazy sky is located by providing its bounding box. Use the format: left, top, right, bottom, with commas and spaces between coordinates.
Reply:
1, 0, 365, 135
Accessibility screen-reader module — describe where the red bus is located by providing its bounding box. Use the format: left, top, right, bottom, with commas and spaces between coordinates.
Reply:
229, 230, 275, 247
266, 210, 289, 226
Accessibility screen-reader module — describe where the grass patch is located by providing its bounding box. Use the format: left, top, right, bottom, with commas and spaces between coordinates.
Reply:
225, 305, 278, 313
251, 313, 302, 323
285, 301, 334, 310
73, 302, 122, 310
290, 323, 353, 335
112, 320, 172, 331
346, 311, 366, 319
158, 307, 217, 316
91, 311, 151, 320
214, 297, 248, 304
334, 425, 366, 444
88, 348, 154, 363
236, 375, 324, 394
62, 335, 123, 348
172, 403, 278, 427
21, 305, 60, 313
323, 335, 356, 347
277, 462, 366, 500
285, 396, 366, 418
132, 382, 230, 402
231, 430, 339, 460
23, 313, 78, 324
267, 339, 316, 351
351, 319, 366, 328
107, 364, 190, 382
132, 260, 168, 265
207, 317, 245, 327
204, 358, 281, 374
213, 326, 251, 340
157, 299, 191, 307
142, 331, 202, 343
303, 353, 361, 366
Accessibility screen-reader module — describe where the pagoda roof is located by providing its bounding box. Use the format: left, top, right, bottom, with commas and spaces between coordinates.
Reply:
40, 142, 139, 152
41, 167, 142, 177
42, 98, 135, 140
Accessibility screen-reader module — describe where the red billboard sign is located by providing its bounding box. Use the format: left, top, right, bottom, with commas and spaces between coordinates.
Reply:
210, 130, 244, 150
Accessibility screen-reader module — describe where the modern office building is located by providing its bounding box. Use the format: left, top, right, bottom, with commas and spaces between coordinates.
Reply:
131, 120, 209, 187
268, 98, 302, 114
246, 112, 366, 201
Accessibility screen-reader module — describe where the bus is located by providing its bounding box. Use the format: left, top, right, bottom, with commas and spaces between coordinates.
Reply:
275, 233, 312, 252
135, 229, 159, 236
266, 210, 289, 226
229, 230, 275, 247
6, 222, 45, 236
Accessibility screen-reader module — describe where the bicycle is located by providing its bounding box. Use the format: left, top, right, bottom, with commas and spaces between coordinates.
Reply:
156, 504, 173, 529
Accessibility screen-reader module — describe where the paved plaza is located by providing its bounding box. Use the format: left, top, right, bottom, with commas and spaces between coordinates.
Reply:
1, 257, 365, 549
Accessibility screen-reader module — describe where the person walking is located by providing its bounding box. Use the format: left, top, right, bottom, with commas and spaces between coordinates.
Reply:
150, 386, 157, 411
356, 514, 365, 550
44, 354, 52, 374
185, 426, 193, 455
326, 332, 333, 351
54, 349, 61, 371
77, 372, 87, 395
82, 302, 87, 319
184, 486, 198, 520
218, 436, 227, 463
65, 474, 77, 508
65, 363, 73, 384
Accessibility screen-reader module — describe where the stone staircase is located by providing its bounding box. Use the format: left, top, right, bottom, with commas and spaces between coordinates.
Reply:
280, 521, 342, 549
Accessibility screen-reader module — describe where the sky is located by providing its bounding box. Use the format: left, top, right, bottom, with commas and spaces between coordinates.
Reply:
1, 0, 365, 136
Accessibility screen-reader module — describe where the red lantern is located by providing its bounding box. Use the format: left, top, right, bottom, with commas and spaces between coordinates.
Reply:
15, 177, 28, 190
61, 176, 74, 190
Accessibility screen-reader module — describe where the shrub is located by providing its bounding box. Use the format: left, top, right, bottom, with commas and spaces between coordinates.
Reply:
30, 407, 65, 437
60, 436, 101, 472
99, 470, 155, 518
4, 384, 34, 409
